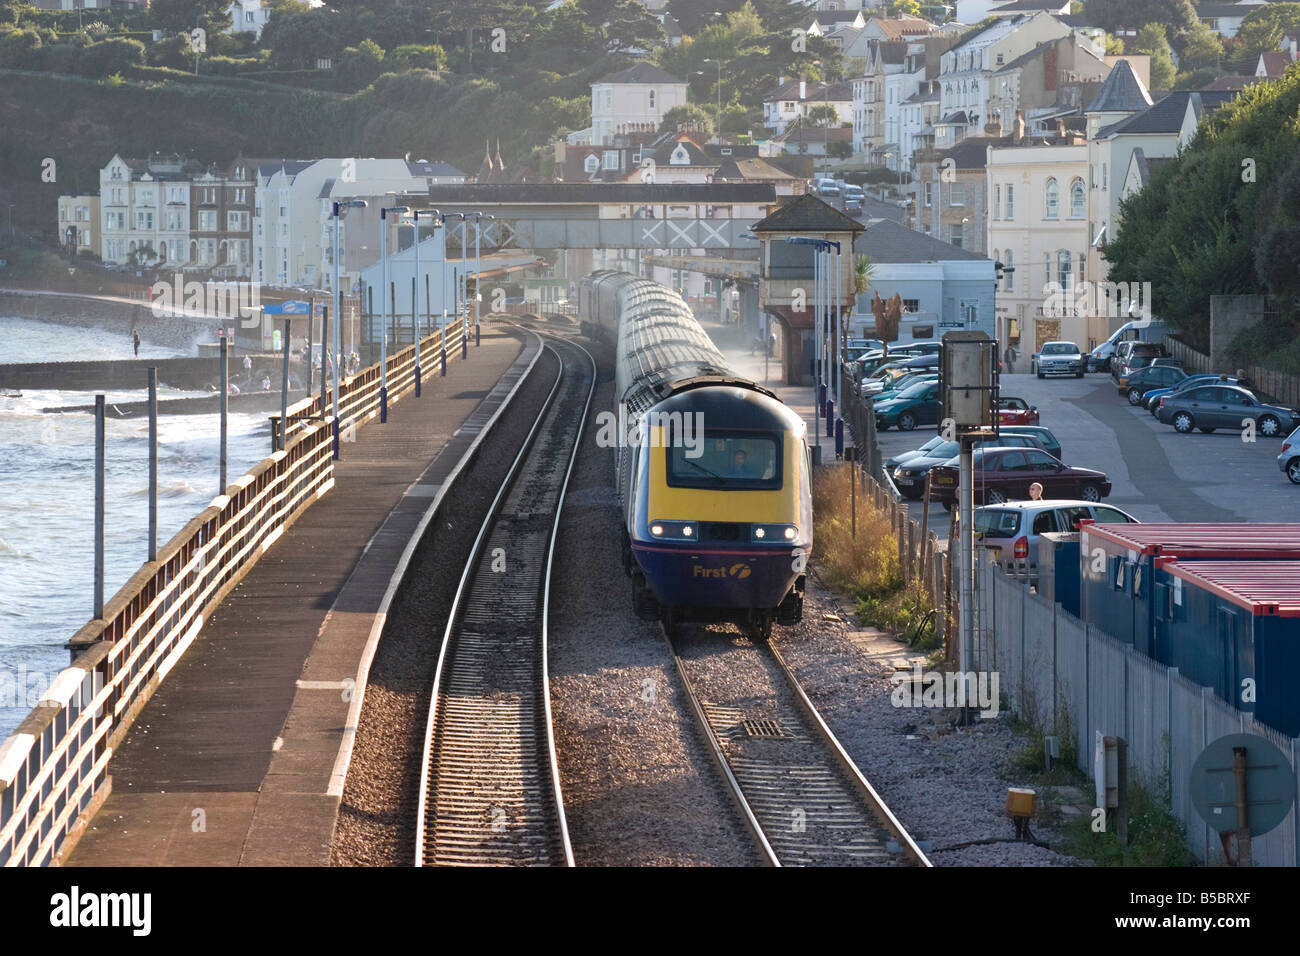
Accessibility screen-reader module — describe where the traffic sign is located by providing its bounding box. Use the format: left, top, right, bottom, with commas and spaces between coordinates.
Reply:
1189, 733, 1296, 836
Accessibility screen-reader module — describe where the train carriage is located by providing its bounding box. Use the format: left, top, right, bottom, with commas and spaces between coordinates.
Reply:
580, 271, 812, 639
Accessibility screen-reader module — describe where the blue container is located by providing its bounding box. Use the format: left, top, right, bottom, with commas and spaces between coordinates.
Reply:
1038, 532, 1081, 618
1077, 523, 1300, 658
1153, 559, 1300, 736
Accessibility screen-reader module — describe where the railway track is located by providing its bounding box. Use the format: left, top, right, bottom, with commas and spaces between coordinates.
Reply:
415, 335, 594, 867
672, 636, 933, 868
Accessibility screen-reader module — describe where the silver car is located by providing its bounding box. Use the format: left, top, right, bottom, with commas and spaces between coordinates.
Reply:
974, 499, 1139, 576
1032, 341, 1085, 378
1280, 426, 1300, 484
1155, 384, 1300, 437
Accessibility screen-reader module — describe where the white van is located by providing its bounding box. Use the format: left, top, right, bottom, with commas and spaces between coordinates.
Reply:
1088, 320, 1168, 372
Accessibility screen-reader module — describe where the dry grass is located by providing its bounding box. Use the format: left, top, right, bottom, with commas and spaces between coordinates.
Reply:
812, 463, 900, 597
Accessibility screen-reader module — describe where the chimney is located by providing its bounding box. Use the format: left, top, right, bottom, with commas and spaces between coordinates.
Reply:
984, 111, 1003, 137
800, 78, 806, 99
1014, 109, 1025, 143
1056, 118, 1065, 139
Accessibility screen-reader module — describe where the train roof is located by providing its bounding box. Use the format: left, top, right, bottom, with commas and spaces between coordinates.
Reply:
649, 381, 801, 432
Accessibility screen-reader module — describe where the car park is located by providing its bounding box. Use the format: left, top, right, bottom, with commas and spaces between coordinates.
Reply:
1087, 320, 1169, 371
1032, 341, 1085, 378
886, 434, 948, 471
1280, 426, 1300, 484
1119, 364, 1187, 404
890, 433, 1047, 499
1155, 384, 1300, 437
996, 396, 1040, 426
927, 447, 1112, 507
999, 425, 1062, 460
975, 500, 1139, 574
874, 371, 938, 402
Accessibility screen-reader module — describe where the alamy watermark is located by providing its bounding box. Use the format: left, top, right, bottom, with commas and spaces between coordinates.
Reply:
151, 273, 262, 326
1040, 280, 1152, 320
891, 663, 1000, 717
592, 402, 705, 458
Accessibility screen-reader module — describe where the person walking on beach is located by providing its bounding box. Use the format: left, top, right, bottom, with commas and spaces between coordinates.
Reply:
132, 330, 141, 357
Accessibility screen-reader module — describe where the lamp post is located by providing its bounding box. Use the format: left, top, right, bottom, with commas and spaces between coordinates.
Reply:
332, 198, 366, 458
439, 212, 451, 376
379, 204, 409, 423
458, 213, 469, 358
703, 58, 723, 138
474, 214, 493, 348
412, 209, 438, 395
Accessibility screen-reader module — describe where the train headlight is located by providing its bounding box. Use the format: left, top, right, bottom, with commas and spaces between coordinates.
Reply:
754, 527, 766, 539
751, 524, 798, 543
649, 520, 697, 540
784, 526, 797, 540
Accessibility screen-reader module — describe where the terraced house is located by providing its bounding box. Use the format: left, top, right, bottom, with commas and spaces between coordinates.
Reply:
94, 154, 255, 277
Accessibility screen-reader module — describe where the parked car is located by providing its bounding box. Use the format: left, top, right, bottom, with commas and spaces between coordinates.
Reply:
886, 434, 948, 471
996, 396, 1040, 426
1112, 341, 1168, 385
1032, 341, 1085, 378
862, 353, 940, 390
927, 447, 1112, 508
890, 433, 1047, 499
1142, 373, 1231, 413
1000, 425, 1062, 460
875, 379, 943, 431
1088, 320, 1169, 372
874, 371, 938, 402
1150, 357, 1183, 369
1280, 426, 1300, 484
975, 500, 1139, 574
1155, 384, 1300, 437
1119, 364, 1187, 404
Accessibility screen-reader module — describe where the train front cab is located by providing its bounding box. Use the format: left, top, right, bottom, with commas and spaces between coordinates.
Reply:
624, 387, 813, 639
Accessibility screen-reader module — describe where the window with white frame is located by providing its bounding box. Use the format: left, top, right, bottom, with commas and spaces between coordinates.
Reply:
135, 211, 153, 230
924, 181, 933, 206
228, 211, 249, 231
993, 183, 1000, 218
604, 150, 618, 170
1069, 179, 1085, 217
1004, 249, 1014, 291
1006, 184, 1014, 218
584, 155, 599, 173
1057, 250, 1072, 288
198, 210, 217, 231
1045, 178, 1059, 219
950, 183, 964, 206
950, 222, 963, 248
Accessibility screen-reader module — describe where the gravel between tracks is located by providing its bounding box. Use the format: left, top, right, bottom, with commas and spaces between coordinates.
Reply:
331, 345, 560, 867
772, 568, 1080, 867
547, 350, 761, 867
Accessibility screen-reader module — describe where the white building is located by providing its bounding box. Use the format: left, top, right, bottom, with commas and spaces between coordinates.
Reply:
986, 139, 1090, 348
588, 62, 689, 146
1198, 0, 1269, 38
225, 0, 270, 37
934, 12, 1073, 148
253, 158, 464, 291
766, 78, 854, 136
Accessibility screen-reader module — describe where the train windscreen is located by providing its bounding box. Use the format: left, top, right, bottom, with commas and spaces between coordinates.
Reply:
666, 431, 783, 490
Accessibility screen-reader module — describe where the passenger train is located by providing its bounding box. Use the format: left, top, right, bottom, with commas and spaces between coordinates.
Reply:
579, 271, 812, 639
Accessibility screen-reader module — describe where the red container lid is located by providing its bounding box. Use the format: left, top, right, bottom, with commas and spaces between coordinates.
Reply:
1079, 523, 1300, 558
1156, 559, 1300, 617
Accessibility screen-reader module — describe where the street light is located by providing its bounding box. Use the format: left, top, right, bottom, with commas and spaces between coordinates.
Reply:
458, 213, 469, 358
412, 208, 439, 393
331, 198, 366, 459
702, 58, 723, 139
474, 213, 494, 347
379, 204, 409, 423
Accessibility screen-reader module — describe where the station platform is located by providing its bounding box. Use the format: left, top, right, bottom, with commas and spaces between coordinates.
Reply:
64, 328, 538, 867
709, 326, 853, 464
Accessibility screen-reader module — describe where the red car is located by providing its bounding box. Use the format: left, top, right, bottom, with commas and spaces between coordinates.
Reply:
997, 396, 1040, 426
926, 447, 1112, 508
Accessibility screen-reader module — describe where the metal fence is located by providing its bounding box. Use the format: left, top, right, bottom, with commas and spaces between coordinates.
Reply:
0, 320, 470, 867
978, 558, 1300, 866
1164, 335, 1300, 409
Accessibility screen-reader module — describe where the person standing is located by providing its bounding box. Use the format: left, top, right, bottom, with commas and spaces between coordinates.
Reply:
132, 330, 141, 357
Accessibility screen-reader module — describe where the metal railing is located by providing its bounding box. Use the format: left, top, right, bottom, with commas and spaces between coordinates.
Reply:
0, 318, 471, 867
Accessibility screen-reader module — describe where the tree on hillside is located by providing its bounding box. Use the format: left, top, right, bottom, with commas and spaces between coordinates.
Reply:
150, 0, 233, 37
427, 0, 539, 73
1104, 67, 1300, 360
1132, 23, 1176, 91
581, 0, 664, 55
659, 102, 714, 135
1082, 0, 1196, 44
668, 0, 752, 36
889, 0, 921, 16
261, 6, 347, 68
1237, 3, 1300, 66
1180, 19, 1223, 71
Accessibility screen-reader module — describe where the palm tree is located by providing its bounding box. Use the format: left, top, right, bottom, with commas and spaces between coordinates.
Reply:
853, 253, 874, 295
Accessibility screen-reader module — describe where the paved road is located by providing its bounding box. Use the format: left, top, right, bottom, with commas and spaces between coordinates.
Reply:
874, 371, 1294, 523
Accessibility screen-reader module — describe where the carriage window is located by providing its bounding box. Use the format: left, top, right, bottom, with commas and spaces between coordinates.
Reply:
666, 431, 782, 489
